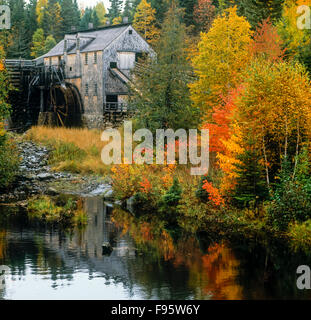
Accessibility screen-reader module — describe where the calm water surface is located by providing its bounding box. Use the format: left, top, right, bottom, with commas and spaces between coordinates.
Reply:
0, 197, 311, 300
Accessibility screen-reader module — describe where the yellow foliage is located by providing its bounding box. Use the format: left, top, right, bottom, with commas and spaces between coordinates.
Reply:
36, 0, 48, 25
133, 0, 160, 45
112, 16, 123, 25
190, 6, 253, 116
218, 123, 244, 195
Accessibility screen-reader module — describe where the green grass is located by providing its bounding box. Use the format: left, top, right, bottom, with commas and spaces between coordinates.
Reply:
27, 196, 88, 226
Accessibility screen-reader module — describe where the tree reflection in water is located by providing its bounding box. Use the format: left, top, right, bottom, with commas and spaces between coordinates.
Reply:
0, 198, 311, 300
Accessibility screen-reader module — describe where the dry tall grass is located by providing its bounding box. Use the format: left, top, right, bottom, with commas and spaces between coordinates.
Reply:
25, 126, 110, 175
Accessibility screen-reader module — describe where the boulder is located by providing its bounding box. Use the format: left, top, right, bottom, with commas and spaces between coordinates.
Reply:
102, 242, 113, 255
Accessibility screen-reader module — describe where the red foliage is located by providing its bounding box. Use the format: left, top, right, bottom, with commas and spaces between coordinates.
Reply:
203, 86, 242, 153
202, 180, 224, 206
250, 18, 286, 62
140, 177, 152, 193
194, 0, 216, 32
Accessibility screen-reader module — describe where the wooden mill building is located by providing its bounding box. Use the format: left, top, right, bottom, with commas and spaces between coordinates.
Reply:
6, 23, 155, 129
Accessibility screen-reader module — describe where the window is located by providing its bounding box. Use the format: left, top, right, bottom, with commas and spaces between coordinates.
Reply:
106, 95, 118, 103
85, 53, 88, 65
94, 52, 97, 64
110, 62, 117, 68
129, 30, 133, 35
85, 84, 89, 96
117, 52, 136, 69
94, 83, 98, 96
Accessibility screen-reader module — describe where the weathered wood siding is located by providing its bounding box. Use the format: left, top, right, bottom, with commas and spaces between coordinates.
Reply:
102, 25, 155, 102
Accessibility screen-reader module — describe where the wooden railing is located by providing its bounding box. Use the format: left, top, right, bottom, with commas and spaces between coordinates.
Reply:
104, 103, 127, 113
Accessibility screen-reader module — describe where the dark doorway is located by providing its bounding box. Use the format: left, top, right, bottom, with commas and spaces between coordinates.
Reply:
105, 95, 118, 111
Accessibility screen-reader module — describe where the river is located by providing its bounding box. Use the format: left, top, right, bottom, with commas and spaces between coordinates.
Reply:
0, 196, 311, 300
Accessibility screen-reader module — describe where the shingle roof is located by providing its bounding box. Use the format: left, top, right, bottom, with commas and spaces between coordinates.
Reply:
43, 24, 130, 58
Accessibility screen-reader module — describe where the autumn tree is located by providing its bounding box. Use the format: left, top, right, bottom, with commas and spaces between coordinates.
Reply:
112, 16, 123, 25
36, 0, 48, 25
44, 35, 56, 53
95, 1, 107, 26
193, 0, 216, 32
133, 0, 160, 44
190, 6, 252, 117
31, 28, 46, 57
0, 44, 11, 122
234, 59, 311, 187
0, 43, 19, 190
250, 18, 286, 62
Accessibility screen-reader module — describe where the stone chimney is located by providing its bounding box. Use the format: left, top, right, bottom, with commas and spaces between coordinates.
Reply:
123, 17, 129, 24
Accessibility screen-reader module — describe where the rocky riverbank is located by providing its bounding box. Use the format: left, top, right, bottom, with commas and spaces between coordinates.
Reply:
0, 141, 114, 203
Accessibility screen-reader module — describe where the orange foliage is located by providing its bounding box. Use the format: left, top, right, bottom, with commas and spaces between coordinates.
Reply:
140, 177, 153, 193
202, 180, 224, 206
202, 87, 242, 153
250, 18, 286, 62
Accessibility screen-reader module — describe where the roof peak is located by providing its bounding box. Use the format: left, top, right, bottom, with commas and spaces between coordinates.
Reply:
67, 23, 131, 35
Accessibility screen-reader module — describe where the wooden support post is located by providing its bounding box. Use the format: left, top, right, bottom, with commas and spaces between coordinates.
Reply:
40, 86, 44, 112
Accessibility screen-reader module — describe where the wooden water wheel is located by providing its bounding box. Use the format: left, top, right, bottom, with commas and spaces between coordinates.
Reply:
49, 84, 79, 127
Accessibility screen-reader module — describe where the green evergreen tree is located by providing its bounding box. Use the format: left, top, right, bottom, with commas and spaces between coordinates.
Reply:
122, 0, 133, 21
7, 0, 29, 58
159, 177, 182, 223
46, 0, 63, 41
237, 0, 284, 28
92, 10, 100, 28
24, 0, 38, 58
130, 0, 201, 133
179, 0, 197, 26
233, 141, 269, 208
108, 0, 122, 21
61, 0, 80, 34
149, 0, 169, 24
80, 8, 95, 29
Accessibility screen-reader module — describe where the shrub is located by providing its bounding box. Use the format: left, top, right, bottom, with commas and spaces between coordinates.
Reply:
268, 156, 311, 230
158, 178, 182, 222
27, 196, 88, 226
288, 220, 311, 252
0, 134, 20, 190
195, 175, 211, 202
